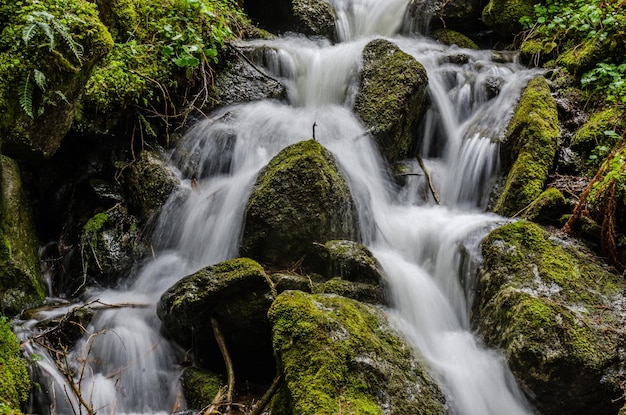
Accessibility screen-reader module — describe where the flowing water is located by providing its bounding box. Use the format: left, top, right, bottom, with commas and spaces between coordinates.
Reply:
17, 0, 543, 413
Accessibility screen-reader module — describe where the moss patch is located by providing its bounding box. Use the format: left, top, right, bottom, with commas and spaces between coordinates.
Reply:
481, 0, 534, 35
570, 108, 624, 161
0, 316, 29, 412
494, 77, 560, 217
269, 291, 448, 415
432, 29, 478, 49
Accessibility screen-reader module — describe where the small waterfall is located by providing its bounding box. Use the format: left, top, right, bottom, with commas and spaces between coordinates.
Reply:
18, 1, 542, 414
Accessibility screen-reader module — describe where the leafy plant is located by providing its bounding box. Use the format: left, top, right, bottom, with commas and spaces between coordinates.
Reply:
581, 62, 626, 104
22, 10, 84, 63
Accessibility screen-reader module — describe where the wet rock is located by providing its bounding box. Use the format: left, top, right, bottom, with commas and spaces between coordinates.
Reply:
521, 187, 569, 227
570, 108, 624, 160
406, 0, 485, 35
474, 221, 626, 415
241, 140, 359, 268
0, 156, 46, 316
481, 0, 534, 36
269, 291, 449, 414
494, 76, 560, 217
212, 44, 287, 108
432, 29, 479, 49
79, 206, 148, 285
354, 39, 429, 164
484, 75, 504, 99
120, 149, 180, 221
158, 258, 276, 381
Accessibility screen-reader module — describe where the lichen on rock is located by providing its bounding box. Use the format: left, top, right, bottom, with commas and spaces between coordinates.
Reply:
474, 220, 626, 414
269, 291, 449, 415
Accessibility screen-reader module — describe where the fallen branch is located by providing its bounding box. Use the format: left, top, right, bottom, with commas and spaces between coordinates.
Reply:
249, 372, 284, 415
211, 316, 235, 412
416, 154, 440, 204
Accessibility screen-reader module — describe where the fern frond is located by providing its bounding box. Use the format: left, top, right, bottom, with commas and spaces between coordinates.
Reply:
51, 19, 82, 62
39, 21, 56, 51
54, 90, 70, 105
33, 69, 46, 92
22, 22, 39, 44
19, 75, 35, 119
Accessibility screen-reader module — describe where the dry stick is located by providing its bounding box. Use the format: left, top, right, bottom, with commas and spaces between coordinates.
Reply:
249, 372, 284, 415
416, 154, 441, 204
210, 316, 235, 412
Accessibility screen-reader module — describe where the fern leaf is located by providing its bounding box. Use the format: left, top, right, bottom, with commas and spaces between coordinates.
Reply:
33, 69, 46, 92
19, 75, 35, 119
54, 90, 70, 105
22, 22, 39, 45
51, 19, 82, 62
39, 21, 56, 51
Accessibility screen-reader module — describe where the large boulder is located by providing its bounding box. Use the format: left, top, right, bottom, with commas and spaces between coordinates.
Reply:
473, 221, 626, 415
0, 315, 30, 414
405, 0, 485, 36
269, 291, 449, 414
354, 39, 429, 164
241, 140, 359, 268
243, 0, 337, 40
481, 0, 534, 36
0, 157, 46, 316
157, 258, 276, 380
494, 77, 560, 217
0, 0, 113, 160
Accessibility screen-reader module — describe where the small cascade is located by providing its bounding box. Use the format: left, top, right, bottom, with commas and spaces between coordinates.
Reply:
17, 0, 543, 414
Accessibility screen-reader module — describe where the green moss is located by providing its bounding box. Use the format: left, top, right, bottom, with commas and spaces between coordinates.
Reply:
242, 140, 358, 268
180, 367, 223, 409
481, 0, 534, 35
269, 291, 447, 415
83, 212, 109, 234
570, 108, 624, 159
354, 39, 428, 163
521, 187, 569, 226
0, 316, 30, 411
495, 77, 560, 217
432, 29, 478, 49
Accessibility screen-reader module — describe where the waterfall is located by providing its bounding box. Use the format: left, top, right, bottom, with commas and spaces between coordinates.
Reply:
18, 0, 542, 413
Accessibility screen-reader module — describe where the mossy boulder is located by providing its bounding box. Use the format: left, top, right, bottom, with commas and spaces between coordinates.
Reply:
0, 0, 113, 160
269, 291, 448, 415
243, 0, 336, 40
432, 29, 479, 49
180, 367, 223, 410
212, 44, 287, 108
0, 316, 30, 414
570, 108, 624, 159
481, 0, 534, 36
354, 39, 429, 164
120, 149, 180, 221
494, 77, 560, 217
79, 207, 148, 285
0, 157, 45, 316
241, 140, 358, 268
406, 0, 485, 35
473, 221, 626, 415
520, 187, 569, 226
157, 258, 276, 380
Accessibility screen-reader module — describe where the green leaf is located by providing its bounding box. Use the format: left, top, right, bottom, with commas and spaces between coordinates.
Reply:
19, 75, 35, 119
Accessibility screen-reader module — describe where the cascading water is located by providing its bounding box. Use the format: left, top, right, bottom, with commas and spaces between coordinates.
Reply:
17, 0, 544, 413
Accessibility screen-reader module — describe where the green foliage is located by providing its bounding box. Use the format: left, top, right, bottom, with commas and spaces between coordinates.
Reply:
0, 316, 30, 411
22, 10, 84, 63
581, 62, 626, 104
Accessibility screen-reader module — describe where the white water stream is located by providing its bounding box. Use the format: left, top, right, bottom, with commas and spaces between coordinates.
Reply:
18, 0, 542, 413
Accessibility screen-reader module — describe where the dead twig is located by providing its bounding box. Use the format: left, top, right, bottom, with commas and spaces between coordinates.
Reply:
416, 154, 441, 204
211, 316, 235, 412
249, 372, 283, 415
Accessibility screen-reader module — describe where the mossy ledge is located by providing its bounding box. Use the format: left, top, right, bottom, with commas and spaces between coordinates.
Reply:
474, 220, 626, 415
0, 316, 29, 415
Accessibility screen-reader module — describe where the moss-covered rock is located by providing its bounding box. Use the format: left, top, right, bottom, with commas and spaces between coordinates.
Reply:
0, 0, 113, 160
0, 157, 45, 316
405, 0, 485, 36
158, 257, 276, 380
494, 77, 560, 217
269, 291, 448, 415
180, 366, 223, 410
570, 108, 624, 160
0, 316, 29, 414
432, 29, 479, 49
520, 187, 569, 226
241, 140, 358, 268
354, 39, 429, 164
79, 206, 148, 285
474, 221, 626, 415
481, 0, 534, 36
120, 149, 180, 221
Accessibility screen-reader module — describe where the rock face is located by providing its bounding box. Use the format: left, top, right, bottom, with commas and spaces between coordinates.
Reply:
241, 140, 358, 268
354, 39, 429, 164
157, 258, 276, 379
269, 291, 449, 415
406, 0, 485, 36
481, 0, 534, 36
0, 157, 46, 316
474, 221, 626, 415
494, 76, 560, 217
